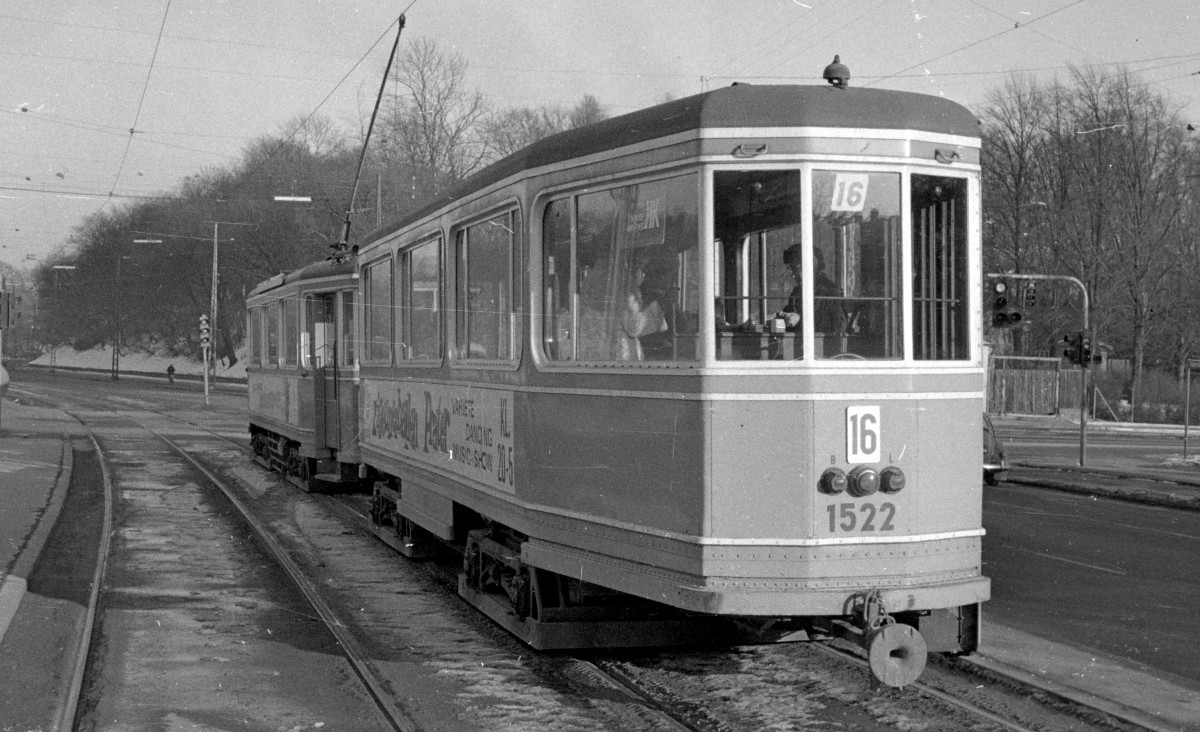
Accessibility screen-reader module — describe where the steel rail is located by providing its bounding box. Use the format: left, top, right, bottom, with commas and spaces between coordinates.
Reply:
13, 383, 416, 732
811, 642, 1040, 732
156, 431, 419, 732
47, 431, 113, 731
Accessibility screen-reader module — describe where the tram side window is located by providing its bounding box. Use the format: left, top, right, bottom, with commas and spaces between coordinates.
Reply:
542, 199, 573, 360
282, 296, 299, 366
399, 238, 441, 361
542, 174, 700, 362
456, 213, 515, 361
912, 175, 968, 360
363, 257, 393, 364
266, 301, 280, 366
248, 307, 262, 365
340, 291, 355, 367
811, 171, 902, 360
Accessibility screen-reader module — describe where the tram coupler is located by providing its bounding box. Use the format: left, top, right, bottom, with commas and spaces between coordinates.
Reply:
829, 589, 928, 688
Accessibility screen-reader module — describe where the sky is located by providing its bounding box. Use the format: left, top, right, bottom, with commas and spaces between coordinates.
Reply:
2, 0, 1198, 270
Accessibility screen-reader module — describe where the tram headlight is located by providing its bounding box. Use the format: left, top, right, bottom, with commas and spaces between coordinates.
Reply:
848, 466, 880, 497
819, 468, 848, 495
879, 467, 906, 494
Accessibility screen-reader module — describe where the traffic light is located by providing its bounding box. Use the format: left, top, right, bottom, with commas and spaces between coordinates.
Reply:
199, 313, 211, 348
1022, 281, 1037, 308
1080, 332, 1092, 366
1062, 331, 1080, 363
990, 278, 1022, 327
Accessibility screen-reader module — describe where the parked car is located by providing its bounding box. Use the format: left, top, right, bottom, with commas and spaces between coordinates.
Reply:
982, 412, 1009, 485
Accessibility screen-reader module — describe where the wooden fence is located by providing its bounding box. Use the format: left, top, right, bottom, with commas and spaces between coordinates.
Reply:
988, 356, 1085, 415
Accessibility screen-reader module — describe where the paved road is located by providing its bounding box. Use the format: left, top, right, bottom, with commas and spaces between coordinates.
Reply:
983, 481, 1200, 685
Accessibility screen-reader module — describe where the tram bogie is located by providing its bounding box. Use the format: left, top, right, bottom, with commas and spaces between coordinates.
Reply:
247, 75, 990, 686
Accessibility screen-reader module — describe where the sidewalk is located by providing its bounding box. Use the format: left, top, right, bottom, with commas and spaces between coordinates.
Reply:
0, 398, 81, 645
993, 413, 1200, 511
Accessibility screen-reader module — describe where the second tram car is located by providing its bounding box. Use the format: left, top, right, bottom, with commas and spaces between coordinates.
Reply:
247, 258, 360, 489
248, 71, 989, 686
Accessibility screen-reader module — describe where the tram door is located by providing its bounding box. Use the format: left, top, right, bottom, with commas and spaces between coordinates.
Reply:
307, 293, 340, 451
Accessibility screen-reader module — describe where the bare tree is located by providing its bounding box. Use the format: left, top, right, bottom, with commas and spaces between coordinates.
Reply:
981, 65, 1195, 414
567, 93, 607, 128
485, 106, 570, 159
378, 37, 491, 198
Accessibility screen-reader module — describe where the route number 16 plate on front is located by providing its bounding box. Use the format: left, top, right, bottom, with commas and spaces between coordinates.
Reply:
845, 405, 880, 464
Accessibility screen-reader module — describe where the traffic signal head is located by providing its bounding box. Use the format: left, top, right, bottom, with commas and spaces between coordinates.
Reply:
1023, 281, 1037, 308
991, 279, 1009, 326
199, 313, 211, 347
1062, 332, 1080, 363
991, 279, 1022, 327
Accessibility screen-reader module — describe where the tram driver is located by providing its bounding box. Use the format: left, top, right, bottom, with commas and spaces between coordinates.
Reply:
776, 244, 846, 336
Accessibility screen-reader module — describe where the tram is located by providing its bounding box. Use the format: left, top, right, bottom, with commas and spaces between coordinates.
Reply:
246, 258, 360, 489
248, 61, 989, 687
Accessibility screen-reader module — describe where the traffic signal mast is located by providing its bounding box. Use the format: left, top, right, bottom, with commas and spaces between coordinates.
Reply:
987, 271, 1091, 466
199, 313, 211, 406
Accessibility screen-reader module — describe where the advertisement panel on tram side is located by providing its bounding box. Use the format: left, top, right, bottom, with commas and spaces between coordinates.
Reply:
362, 380, 516, 493
248, 372, 303, 427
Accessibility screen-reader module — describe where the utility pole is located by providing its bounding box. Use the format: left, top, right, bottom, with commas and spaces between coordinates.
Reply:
202, 221, 253, 387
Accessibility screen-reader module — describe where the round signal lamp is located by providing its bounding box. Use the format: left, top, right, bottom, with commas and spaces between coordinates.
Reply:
880, 467, 906, 494
819, 468, 848, 495
848, 466, 880, 497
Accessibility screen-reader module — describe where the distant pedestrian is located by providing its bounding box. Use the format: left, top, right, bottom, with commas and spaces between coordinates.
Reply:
166, 364, 175, 384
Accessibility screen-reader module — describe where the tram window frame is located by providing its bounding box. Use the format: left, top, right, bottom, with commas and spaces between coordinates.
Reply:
713, 169, 805, 362
712, 168, 909, 363
282, 295, 299, 367
540, 173, 701, 365
340, 290, 356, 368
362, 255, 394, 365
455, 210, 518, 365
398, 237, 443, 363
911, 173, 970, 361
248, 306, 262, 366
266, 299, 280, 366
810, 169, 903, 361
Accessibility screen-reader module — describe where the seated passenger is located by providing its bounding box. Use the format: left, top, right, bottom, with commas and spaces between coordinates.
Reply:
620, 291, 667, 361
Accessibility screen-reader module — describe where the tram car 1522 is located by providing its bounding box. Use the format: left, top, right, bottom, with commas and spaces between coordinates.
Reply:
248, 63, 989, 688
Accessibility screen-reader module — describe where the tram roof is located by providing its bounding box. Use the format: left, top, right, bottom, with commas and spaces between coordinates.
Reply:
247, 255, 356, 299
362, 84, 979, 244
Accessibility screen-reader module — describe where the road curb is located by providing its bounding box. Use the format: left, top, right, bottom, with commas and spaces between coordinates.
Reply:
1008, 466, 1200, 512
958, 652, 1198, 732
0, 434, 73, 646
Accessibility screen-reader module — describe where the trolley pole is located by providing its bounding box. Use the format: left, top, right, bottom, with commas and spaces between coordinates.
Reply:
989, 273, 1090, 466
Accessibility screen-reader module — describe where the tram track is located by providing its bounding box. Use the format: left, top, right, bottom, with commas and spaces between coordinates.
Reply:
11, 383, 411, 729
8, 377, 1150, 731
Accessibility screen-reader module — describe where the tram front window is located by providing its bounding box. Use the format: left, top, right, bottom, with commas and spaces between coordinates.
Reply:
812, 171, 901, 360
713, 170, 902, 361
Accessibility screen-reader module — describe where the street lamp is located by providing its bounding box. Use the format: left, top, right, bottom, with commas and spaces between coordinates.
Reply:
49, 266, 75, 366
109, 238, 162, 380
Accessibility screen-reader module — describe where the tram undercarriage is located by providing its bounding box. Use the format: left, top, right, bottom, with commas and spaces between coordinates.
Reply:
365, 476, 977, 687
250, 426, 359, 493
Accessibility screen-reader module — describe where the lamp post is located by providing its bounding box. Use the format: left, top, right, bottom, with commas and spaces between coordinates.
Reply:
50, 265, 75, 367
110, 238, 163, 380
